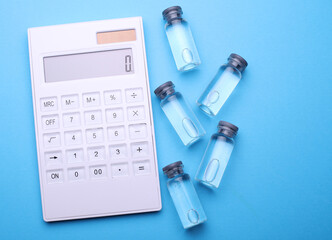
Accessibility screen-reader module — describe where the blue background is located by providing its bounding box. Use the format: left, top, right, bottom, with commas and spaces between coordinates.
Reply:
0, 0, 331, 239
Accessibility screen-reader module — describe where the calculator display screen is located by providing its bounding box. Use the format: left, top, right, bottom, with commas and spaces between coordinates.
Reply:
43, 48, 134, 83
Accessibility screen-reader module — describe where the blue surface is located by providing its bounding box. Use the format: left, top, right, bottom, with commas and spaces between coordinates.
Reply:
0, 0, 331, 239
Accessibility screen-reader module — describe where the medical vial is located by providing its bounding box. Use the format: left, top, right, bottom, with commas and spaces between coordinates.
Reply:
154, 81, 205, 146
162, 6, 201, 71
163, 161, 207, 229
197, 54, 248, 116
195, 121, 238, 188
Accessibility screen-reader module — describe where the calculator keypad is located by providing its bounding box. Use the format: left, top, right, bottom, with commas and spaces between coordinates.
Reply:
40, 89, 152, 183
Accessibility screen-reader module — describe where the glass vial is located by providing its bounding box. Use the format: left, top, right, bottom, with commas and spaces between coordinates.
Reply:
197, 54, 248, 116
163, 161, 207, 229
162, 6, 201, 71
196, 121, 238, 188
154, 81, 205, 146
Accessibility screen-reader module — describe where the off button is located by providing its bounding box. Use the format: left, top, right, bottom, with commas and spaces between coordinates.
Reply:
42, 115, 59, 130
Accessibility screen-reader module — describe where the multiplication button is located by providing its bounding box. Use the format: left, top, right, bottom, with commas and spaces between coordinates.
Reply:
127, 106, 145, 121
42, 115, 59, 130
61, 94, 79, 110
43, 133, 61, 148
68, 167, 85, 181
46, 169, 63, 183
104, 90, 122, 105
129, 124, 147, 139
125, 88, 143, 103
89, 165, 107, 179
83, 92, 100, 107
40, 97, 57, 112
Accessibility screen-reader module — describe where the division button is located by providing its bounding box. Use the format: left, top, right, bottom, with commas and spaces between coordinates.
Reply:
125, 88, 143, 103
40, 97, 58, 112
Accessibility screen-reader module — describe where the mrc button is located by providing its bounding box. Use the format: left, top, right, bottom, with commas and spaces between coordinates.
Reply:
40, 97, 58, 112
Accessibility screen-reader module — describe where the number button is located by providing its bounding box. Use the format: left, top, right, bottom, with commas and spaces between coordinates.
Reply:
106, 108, 124, 123
68, 167, 85, 181
129, 124, 147, 139
63, 112, 80, 128
104, 90, 122, 105
125, 88, 143, 103
89, 165, 107, 179
84, 110, 102, 125
109, 144, 127, 159
83, 92, 100, 107
66, 149, 84, 163
61, 94, 79, 110
87, 147, 105, 162
64, 130, 82, 146
131, 142, 149, 158
108, 126, 125, 141
86, 128, 104, 144
111, 163, 129, 177
43, 133, 61, 148
127, 106, 145, 121
133, 160, 151, 175
40, 97, 57, 112
42, 115, 59, 130
46, 169, 63, 183
45, 151, 62, 165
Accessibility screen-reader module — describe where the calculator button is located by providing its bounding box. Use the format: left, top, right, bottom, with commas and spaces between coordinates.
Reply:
83, 92, 100, 107
46, 169, 63, 183
43, 133, 61, 148
63, 112, 81, 128
86, 128, 104, 144
61, 94, 79, 110
42, 115, 59, 130
87, 146, 106, 162
104, 90, 122, 105
129, 124, 147, 139
40, 97, 57, 112
66, 149, 84, 163
109, 144, 127, 159
84, 110, 102, 125
125, 88, 143, 103
131, 142, 149, 158
133, 160, 150, 175
45, 151, 62, 165
111, 163, 129, 177
68, 167, 85, 181
64, 130, 82, 146
89, 165, 107, 179
127, 106, 145, 121
108, 126, 125, 141
106, 108, 124, 123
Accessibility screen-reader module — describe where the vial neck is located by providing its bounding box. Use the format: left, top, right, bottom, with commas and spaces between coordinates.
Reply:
218, 129, 236, 138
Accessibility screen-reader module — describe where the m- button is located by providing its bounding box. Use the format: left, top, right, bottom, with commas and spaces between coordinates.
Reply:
40, 97, 57, 112
61, 94, 79, 110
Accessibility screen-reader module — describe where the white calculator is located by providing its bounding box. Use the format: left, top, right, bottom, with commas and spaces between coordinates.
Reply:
28, 17, 161, 222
